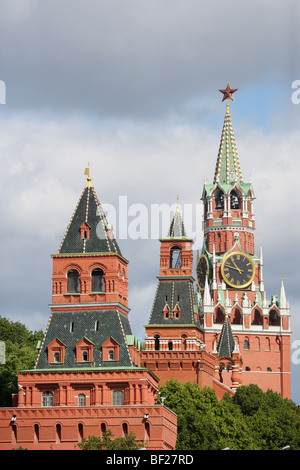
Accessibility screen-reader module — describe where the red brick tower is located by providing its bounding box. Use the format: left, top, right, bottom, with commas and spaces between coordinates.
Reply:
0, 170, 177, 450
197, 85, 291, 397
141, 204, 235, 398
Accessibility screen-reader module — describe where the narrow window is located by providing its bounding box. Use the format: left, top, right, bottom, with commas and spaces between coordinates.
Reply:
67, 270, 79, 293
78, 423, 84, 440
108, 350, 114, 360
82, 351, 88, 361
230, 190, 240, 209
168, 341, 173, 351
54, 352, 60, 363
34, 424, 39, 443
70, 321, 74, 332
154, 335, 160, 351
144, 422, 150, 441
244, 338, 250, 350
170, 246, 182, 269
92, 268, 104, 292
78, 394, 86, 407
122, 422, 128, 436
56, 423, 61, 444
215, 190, 224, 209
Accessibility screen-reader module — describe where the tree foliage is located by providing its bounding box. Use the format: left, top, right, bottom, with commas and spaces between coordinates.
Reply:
78, 430, 144, 450
158, 380, 300, 450
0, 316, 43, 406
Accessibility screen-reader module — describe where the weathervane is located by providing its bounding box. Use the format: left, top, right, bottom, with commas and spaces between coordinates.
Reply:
219, 82, 238, 102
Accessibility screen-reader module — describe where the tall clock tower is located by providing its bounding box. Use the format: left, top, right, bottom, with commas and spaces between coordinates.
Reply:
197, 84, 291, 398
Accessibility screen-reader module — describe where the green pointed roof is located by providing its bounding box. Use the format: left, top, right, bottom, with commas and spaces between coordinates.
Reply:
57, 176, 122, 256
213, 101, 243, 185
147, 280, 199, 327
217, 314, 235, 358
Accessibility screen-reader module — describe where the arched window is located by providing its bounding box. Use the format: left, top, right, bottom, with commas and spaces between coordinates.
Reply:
54, 352, 60, 363
91, 268, 104, 292
67, 269, 79, 293
168, 341, 173, 351
230, 190, 240, 209
215, 190, 224, 210
170, 246, 182, 269
154, 335, 160, 351
108, 350, 114, 360
252, 309, 263, 325
231, 308, 242, 325
56, 423, 61, 444
214, 307, 225, 324
122, 422, 128, 436
267, 367, 272, 372
244, 338, 250, 350
144, 422, 150, 441
78, 423, 84, 440
112, 390, 124, 406
42, 391, 54, 407
34, 424, 39, 443
78, 394, 86, 407
82, 351, 88, 361
269, 309, 280, 326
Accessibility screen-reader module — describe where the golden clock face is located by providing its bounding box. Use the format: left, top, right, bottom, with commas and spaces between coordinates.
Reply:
196, 254, 209, 291
221, 251, 255, 289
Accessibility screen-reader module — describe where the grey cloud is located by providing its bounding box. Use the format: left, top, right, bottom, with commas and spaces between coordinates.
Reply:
1, 0, 296, 118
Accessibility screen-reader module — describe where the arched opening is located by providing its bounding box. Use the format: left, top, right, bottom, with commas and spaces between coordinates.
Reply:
231, 308, 242, 325
154, 335, 160, 351
170, 246, 182, 269
108, 350, 114, 360
252, 308, 263, 325
168, 341, 173, 351
82, 351, 88, 361
56, 423, 61, 444
269, 309, 280, 326
67, 269, 79, 293
91, 268, 104, 292
230, 190, 240, 209
34, 424, 39, 443
215, 190, 224, 210
78, 423, 84, 440
214, 307, 225, 324
244, 338, 250, 350
54, 352, 60, 363
122, 422, 128, 436
144, 422, 150, 441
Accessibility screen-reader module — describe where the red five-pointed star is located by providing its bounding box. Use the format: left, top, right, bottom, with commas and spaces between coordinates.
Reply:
219, 82, 238, 102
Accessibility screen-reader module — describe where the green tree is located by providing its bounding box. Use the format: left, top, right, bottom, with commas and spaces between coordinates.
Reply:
0, 316, 43, 406
158, 380, 257, 450
77, 430, 144, 450
233, 386, 300, 450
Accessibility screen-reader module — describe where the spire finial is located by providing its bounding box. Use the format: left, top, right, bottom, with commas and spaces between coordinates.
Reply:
84, 164, 92, 188
219, 82, 238, 102
176, 194, 180, 212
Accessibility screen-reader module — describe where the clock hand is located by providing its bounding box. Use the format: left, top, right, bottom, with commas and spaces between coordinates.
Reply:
225, 262, 243, 274
231, 259, 243, 274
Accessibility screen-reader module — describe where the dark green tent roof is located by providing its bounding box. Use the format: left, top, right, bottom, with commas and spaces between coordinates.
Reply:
58, 181, 122, 256
147, 279, 199, 326
35, 309, 135, 370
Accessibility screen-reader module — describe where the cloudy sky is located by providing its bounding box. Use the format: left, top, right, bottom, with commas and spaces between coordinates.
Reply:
0, 1, 300, 402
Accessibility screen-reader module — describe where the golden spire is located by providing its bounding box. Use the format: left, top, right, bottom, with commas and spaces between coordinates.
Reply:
84, 165, 92, 188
